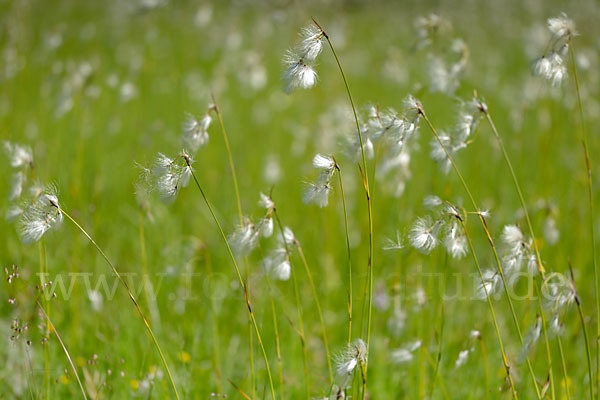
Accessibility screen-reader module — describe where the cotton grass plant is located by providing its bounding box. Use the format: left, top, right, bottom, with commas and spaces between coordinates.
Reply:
2, 4, 600, 399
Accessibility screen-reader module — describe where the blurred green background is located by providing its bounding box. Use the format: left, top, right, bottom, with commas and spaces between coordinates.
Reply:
1, 0, 599, 398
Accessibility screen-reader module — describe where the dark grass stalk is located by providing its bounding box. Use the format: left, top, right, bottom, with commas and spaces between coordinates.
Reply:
567, 40, 599, 398
556, 335, 571, 400
335, 162, 354, 348
420, 111, 541, 399
36, 299, 87, 399
56, 206, 181, 400
460, 217, 518, 399
183, 156, 276, 399
482, 104, 556, 398
314, 20, 375, 396
209, 94, 257, 397
272, 209, 310, 398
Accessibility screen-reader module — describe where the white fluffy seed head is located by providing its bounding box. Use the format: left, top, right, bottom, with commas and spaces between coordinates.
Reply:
444, 223, 468, 259
182, 112, 210, 153
262, 248, 290, 281
402, 95, 422, 121
533, 57, 553, 79
4, 141, 34, 169
298, 25, 323, 61
9, 171, 24, 201
17, 186, 63, 244
423, 195, 442, 209
312, 153, 335, 171
302, 176, 332, 208
229, 220, 259, 256
390, 340, 422, 364
282, 52, 318, 93
477, 269, 501, 300
409, 216, 441, 254
334, 338, 367, 387
455, 350, 470, 368
502, 225, 524, 250
258, 216, 274, 238
151, 153, 191, 203
547, 13, 576, 39
258, 192, 274, 210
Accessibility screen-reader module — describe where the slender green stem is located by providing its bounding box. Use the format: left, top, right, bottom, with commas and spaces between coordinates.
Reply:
422, 346, 451, 400
482, 111, 544, 272
264, 272, 285, 400
428, 299, 445, 400
38, 241, 50, 400
568, 40, 599, 399
291, 253, 310, 398
184, 158, 276, 399
534, 280, 555, 399
479, 339, 491, 400
296, 244, 333, 382
57, 206, 181, 400
210, 95, 257, 397
556, 335, 571, 400
422, 112, 540, 399
211, 96, 243, 224
36, 300, 87, 399
575, 295, 594, 400
272, 209, 310, 398
205, 252, 223, 393
139, 211, 162, 330
336, 165, 353, 347
483, 107, 556, 398
461, 218, 518, 399
318, 23, 374, 396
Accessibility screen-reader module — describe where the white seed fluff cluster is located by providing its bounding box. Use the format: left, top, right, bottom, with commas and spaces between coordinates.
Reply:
519, 316, 542, 362
282, 25, 324, 93
181, 110, 211, 153
427, 39, 469, 95
2, 142, 64, 244
153, 153, 192, 203
408, 197, 468, 258
390, 340, 422, 364
429, 97, 485, 174
543, 272, 576, 313
229, 192, 275, 256
532, 13, 576, 87
351, 95, 422, 197
3, 141, 34, 202
334, 339, 367, 388
303, 153, 336, 208
501, 224, 539, 277
477, 269, 502, 300
17, 185, 63, 244
261, 226, 296, 281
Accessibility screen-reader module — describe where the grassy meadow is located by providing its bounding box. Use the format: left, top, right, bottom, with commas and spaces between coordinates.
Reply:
1, 0, 600, 398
